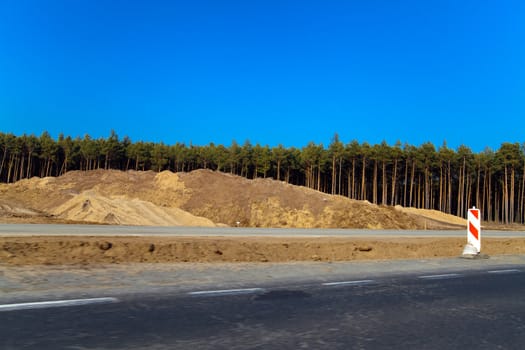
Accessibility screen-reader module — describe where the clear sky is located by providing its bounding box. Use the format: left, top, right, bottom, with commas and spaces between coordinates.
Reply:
1, 0, 524, 152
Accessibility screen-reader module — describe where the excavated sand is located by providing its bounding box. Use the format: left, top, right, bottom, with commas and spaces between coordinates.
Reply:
50, 192, 214, 226
395, 206, 467, 226
0, 169, 467, 229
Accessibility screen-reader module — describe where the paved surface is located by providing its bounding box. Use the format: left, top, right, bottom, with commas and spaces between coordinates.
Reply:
2, 257, 525, 349
1, 223, 524, 237
2, 224, 525, 348
2, 255, 525, 304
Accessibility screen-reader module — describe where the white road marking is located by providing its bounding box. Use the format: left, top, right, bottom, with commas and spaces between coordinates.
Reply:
322, 280, 375, 286
487, 269, 521, 274
0, 297, 119, 312
418, 273, 462, 280
188, 288, 265, 297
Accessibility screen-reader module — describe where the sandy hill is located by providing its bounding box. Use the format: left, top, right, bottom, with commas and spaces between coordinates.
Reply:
0, 169, 466, 229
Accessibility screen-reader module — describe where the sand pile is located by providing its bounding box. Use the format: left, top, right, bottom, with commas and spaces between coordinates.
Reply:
0, 170, 204, 226
0, 169, 466, 229
50, 191, 215, 226
395, 206, 467, 226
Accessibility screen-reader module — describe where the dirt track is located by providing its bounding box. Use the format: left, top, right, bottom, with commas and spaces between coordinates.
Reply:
2, 236, 525, 265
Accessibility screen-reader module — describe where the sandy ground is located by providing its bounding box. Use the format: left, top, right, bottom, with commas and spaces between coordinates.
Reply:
2, 236, 525, 266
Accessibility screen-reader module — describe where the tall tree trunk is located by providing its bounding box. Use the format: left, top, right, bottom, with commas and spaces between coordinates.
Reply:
317, 162, 321, 192
60, 155, 69, 176
521, 165, 525, 223
430, 175, 434, 209
439, 164, 444, 212
13, 156, 20, 181
482, 166, 487, 221
361, 158, 366, 201
417, 175, 421, 208
487, 169, 492, 222
457, 157, 466, 217
476, 161, 481, 208
424, 167, 429, 209
446, 163, 451, 213
351, 159, 356, 199
331, 156, 336, 195
338, 157, 342, 196
504, 165, 509, 224
391, 158, 397, 206
382, 161, 387, 205
48, 158, 52, 176
510, 167, 515, 223
7, 154, 15, 183
347, 168, 350, 197
409, 160, 415, 207
0, 147, 7, 179
466, 175, 471, 210
372, 161, 378, 204
306, 166, 311, 189
18, 155, 25, 181
26, 154, 32, 179
494, 188, 500, 223
403, 158, 409, 207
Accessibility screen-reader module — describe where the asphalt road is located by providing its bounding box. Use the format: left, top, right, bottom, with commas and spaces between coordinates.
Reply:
2, 224, 525, 349
0, 223, 524, 237
2, 263, 525, 349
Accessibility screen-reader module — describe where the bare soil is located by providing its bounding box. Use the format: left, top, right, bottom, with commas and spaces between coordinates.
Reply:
0, 169, 467, 229
1, 169, 524, 265
2, 236, 525, 266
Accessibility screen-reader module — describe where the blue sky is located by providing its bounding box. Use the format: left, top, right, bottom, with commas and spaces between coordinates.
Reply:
1, 0, 524, 152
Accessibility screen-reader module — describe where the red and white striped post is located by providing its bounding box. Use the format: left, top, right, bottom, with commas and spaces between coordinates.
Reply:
467, 207, 481, 253
463, 206, 481, 257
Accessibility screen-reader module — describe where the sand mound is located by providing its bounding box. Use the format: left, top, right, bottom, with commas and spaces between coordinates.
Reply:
51, 191, 215, 226
176, 169, 427, 229
0, 170, 209, 226
0, 169, 467, 229
395, 206, 467, 226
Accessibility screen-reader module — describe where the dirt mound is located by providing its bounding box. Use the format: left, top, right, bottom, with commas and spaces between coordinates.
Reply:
0, 169, 465, 229
395, 206, 467, 226
51, 192, 214, 226
0, 170, 207, 226
175, 169, 463, 229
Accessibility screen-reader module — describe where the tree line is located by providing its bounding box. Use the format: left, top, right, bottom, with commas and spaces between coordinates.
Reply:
1, 131, 525, 224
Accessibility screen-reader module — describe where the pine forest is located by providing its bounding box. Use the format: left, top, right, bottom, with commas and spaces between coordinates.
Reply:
1, 131, 525, 224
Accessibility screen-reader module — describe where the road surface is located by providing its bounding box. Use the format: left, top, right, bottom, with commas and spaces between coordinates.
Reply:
2, 224, 525, 348
2, 261, 525, 349
0, 223, 523, 237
